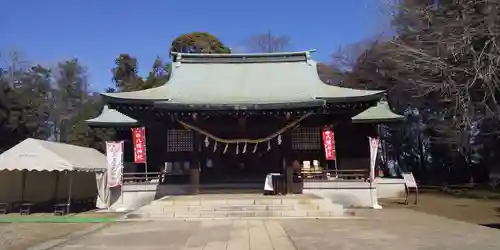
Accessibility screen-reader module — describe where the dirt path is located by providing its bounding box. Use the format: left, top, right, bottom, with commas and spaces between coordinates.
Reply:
380, 193, 500, 228
0, 223, 91, 250
0, 212, 120, 250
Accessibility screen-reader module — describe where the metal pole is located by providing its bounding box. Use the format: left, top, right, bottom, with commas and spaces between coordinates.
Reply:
120, 140, 124, 206
377, 125, 388, 175
121, 161, 124, 205
67, 171, 73, 214
105, 172, 111, 209
21, 170, 27, 202
144, 127, 148, 183
333, 128, 339, 178
53, 172, 59, 202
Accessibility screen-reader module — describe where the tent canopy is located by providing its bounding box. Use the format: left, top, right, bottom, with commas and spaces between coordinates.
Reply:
0, 138, 107, 172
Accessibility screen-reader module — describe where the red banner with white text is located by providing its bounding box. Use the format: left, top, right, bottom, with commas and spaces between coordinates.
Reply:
131, 127, 147, 163
322, 130, 336, 160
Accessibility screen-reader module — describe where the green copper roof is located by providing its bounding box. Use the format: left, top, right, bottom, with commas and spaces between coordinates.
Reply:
101, 50, 385, 110
85, 105, 138, 126
352, 101, 405, 123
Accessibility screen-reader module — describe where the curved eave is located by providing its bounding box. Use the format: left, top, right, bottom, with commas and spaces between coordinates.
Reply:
351, 117, 405, 124
85, 105, 139, 127
154, 99, 326, 111
316, 90, 385, 103
86, 121, 139, 127
100, 85, 169, 104
352, 101, 405, 123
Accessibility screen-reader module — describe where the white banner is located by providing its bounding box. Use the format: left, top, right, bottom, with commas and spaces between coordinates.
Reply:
369, 137, 380, 182
106, 141, 124, 188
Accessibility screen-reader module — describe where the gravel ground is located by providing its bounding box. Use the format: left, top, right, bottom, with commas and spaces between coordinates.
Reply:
0, 223, 91, 250
380, 192, 500, 227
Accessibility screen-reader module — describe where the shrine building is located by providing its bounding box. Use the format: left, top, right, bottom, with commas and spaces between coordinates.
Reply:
86, 50, 403, 195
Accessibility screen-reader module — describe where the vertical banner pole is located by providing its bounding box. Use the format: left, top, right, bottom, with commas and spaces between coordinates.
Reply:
369, 136, 382, 209
120, 141, 124, 205
131, 127, 147, 182
67, 171, 73, 214
332, 131, 338, 178
322, 128, 337, 179
145, 128, 148, 182
106, 140, 124, 209
106, 172, 111, 209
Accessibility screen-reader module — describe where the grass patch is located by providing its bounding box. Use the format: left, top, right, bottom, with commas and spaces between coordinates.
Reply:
0, 211, 123, 223
0, 216, 117, 223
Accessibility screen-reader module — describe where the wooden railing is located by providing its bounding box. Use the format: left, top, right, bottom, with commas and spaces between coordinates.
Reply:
122, 171, 191, 185
300, 169, 369, 181
122, 172, 162, 184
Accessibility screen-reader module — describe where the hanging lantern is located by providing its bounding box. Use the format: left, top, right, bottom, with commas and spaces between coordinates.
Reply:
267, 141, 271, 151
223, 144, 228, 154
236, 143, 239, 154
253, 143, 258, 153
213, 141, 217, 152
277, 134, 282, 145
243, 143, 247, 154
204, 136, 209, 147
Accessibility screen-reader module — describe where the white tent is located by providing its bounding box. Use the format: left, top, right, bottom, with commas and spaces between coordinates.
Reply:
0, 138, 107, 211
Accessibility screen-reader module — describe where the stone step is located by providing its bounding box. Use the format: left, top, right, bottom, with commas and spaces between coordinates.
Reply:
127, 195, 347, 221
161, 204, 298, 212
150, 202, 336, 212
126, 209, 345, 220
153, 198, 324, 206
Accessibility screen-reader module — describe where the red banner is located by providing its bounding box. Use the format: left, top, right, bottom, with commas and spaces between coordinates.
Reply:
322, 130, 336, 160
131, 127, 147, 163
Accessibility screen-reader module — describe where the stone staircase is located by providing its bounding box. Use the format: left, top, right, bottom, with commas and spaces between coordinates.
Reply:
124, 193, 348, 220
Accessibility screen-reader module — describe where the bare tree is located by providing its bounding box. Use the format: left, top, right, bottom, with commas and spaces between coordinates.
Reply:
346, 0, 500, 169
332, 1, 500, 183
245, 31, 291, 53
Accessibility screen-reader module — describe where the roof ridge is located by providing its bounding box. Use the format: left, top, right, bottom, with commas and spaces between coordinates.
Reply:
171, 50, 316, 59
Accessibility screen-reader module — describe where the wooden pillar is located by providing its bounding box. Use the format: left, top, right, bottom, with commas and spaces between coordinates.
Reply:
283, 131, 293, 194
190, 130, 201, 194
286, 165, 293, 194
189, 167, 200, 195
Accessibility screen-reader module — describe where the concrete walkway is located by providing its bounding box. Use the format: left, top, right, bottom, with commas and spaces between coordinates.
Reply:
51, 209, 500, 250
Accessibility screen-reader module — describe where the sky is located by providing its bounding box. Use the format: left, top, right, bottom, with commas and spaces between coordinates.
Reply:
2, 0, 390, 91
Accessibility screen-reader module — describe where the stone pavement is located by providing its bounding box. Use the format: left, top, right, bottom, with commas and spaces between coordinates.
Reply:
51, 209, 500, 250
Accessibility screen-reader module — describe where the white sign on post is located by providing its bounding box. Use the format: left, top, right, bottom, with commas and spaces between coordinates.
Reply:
368, 137, 382, 209
402, 173, 418, 188
106, 141, 124, 188
368, 137, 380, 181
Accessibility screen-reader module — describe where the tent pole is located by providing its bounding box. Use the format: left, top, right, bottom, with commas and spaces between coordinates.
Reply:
21, 170, 27, 202
53, 172, 59, 202
67, 171, 73, 214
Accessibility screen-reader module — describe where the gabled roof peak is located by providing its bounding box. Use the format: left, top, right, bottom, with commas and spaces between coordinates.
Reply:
85, 105, 138, 127
352, 100, 404, 123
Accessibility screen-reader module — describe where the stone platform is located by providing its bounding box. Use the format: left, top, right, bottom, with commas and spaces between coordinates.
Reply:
124, 193, 347, 220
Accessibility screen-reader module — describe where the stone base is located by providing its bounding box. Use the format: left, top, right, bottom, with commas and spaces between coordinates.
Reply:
125, 193, 347, 220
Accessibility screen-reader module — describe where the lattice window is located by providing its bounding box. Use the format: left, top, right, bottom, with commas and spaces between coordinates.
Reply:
291, 127, 322, 150
166, 129, 193, 152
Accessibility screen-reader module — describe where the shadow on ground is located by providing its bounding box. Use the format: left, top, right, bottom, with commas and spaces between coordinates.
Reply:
481, 223, 500, 229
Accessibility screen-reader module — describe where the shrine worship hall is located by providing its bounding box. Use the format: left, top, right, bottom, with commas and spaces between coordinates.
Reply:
86, 50, 405, 210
